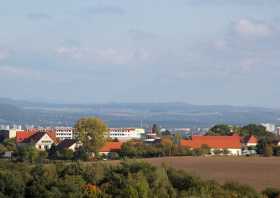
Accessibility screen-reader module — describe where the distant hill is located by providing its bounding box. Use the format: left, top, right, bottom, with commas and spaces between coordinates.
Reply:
0, 98, 280, 128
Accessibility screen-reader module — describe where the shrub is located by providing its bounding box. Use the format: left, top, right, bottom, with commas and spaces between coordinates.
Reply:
262, 187, 280, 198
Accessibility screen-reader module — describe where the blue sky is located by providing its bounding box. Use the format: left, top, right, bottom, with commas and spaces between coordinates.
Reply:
0, 0, 280, 107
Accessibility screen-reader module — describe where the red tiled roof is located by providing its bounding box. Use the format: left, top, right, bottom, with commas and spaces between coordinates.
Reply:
16, 131, 36, 143
22, 132, 48, 144
16, 131, 58, 144
244, 135, 258, 144
99, 142, 124, 152
181, 135, 241, 149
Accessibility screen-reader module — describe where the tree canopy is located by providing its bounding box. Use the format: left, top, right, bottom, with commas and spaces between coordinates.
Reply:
74, 117, 108, 154
206, 124, 232, 136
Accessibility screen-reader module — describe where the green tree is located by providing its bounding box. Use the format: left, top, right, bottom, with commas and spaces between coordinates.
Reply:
0, 144, 7, 154
75, 117, 108, 154
241, 124, 268, 138
206, 125, 232, 136
16, 144, 39, 163
173, 133, 182, 145
74, 146, 90, 161
123, 173, 150, 198
223, 181, 261, 198
262, 187, 280, 198
2, 138, 16, 152
60, 149, 74, 160
0, 170, 25, 198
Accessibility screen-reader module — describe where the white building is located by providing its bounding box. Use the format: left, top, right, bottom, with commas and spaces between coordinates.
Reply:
57, 139, 82, 152
21, 132, 55, 151
108, 128, 145, 141
54, 127, 74, 140
261, 123, 276, 133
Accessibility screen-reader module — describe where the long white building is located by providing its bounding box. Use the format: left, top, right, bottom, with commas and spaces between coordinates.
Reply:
108, 128, 145, 141
54, 127, 74, 140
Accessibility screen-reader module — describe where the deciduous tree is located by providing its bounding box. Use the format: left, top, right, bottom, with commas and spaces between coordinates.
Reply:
75, 117, 108, 154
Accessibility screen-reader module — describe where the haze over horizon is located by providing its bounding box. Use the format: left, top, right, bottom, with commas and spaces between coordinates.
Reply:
0, 0, 279, 107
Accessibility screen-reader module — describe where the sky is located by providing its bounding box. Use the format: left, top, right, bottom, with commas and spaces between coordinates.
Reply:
0, 0, 280, 107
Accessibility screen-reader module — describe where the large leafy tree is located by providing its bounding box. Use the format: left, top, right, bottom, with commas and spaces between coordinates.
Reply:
74, 117, 108, 154
240, 124, 269, 138
206, 124, 232, 136
16, 144, 40, 163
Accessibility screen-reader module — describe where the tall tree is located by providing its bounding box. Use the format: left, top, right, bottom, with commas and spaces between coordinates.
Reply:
241, 124, 268, 138
206, 124, 232, 136
74, 117, 108, 154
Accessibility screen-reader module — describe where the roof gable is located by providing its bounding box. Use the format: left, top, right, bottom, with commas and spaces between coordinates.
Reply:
244, 135, 258, 144
57, 139, 77, 150
22, 132, 53, 144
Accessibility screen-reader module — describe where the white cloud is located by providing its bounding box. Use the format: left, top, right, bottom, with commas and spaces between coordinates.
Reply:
233, 19, 274, 38
55, 46, 152, 65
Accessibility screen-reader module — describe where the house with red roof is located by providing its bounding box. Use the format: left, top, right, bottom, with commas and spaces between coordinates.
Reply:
57, 139, 82, 152
99, 141, 124, 155
16, 131, 36, 143
16, 130, 57, 144
19, 132, 56, 151
243, 135, 258, 147
181, 135, 242, 155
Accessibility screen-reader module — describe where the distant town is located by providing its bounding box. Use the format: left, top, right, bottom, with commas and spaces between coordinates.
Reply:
1, 119, 280, 160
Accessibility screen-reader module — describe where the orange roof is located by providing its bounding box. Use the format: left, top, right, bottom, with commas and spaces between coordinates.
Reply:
16, 131, 36, 143
99, 142, 124, 152
245, 135, 258, 144
16, 130, 58, 144
181, 135, 241, 149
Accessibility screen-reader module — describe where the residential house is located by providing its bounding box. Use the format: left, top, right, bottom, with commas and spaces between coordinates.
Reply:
99, 142, 124, 155
20, 132, 57, 151
57, 139, 81, 151
243, 135, 258, 147
16, 130, 57, 143
181, 135, 242, 155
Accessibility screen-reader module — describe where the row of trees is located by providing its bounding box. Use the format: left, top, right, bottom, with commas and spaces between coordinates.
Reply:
0, 159, 279, 198
206, 124, 275, 138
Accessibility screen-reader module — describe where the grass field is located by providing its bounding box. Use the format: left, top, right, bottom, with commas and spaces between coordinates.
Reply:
140, 156, 280, 191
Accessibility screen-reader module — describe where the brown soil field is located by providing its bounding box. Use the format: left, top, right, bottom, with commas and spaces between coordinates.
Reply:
141, 156, 280, 191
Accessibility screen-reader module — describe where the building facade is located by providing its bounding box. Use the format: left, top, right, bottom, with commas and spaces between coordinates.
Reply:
54, 127, 74, 140
108, 128, 145, 141
21, 132, 56, 151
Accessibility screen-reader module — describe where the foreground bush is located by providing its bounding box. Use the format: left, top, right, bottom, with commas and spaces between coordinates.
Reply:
0, 160, 278, 198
